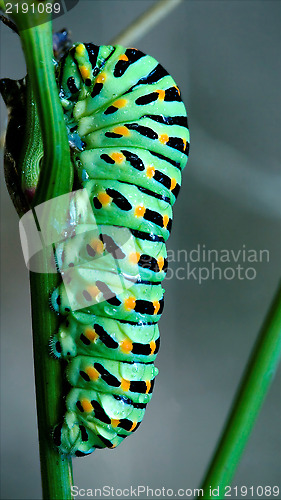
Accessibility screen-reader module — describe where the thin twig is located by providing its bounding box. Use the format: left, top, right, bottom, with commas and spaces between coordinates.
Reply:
199, 281, 281, 499
110, 0, 183, 46
0, 14, 19, 33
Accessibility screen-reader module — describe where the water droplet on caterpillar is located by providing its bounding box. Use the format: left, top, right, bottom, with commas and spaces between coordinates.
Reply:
131, 364, 139, 375
139, 394, 150, 404
81, 169, 89, 182
104, 305, 117, 316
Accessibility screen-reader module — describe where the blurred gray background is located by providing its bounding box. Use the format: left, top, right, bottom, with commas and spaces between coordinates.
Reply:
1, 1, 280, 499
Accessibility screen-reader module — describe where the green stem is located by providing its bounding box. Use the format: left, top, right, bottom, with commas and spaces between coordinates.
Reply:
200, 281, 281, 499
23, 25, 73, 500
30, 268, 74, 500
3, 3, 74, 499
18, 24, 73, 205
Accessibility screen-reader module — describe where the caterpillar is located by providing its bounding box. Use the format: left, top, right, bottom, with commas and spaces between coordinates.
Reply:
4, 41, 189, 457
49, 42, 190, 456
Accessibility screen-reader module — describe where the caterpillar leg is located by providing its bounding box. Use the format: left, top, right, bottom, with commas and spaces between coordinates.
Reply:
54, 383, 153, 456
53, 412, 100, 456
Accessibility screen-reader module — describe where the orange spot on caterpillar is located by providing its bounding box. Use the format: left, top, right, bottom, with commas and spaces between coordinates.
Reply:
146, 166, 155, 179
111, 152, 125, 164
174, 85, 180, 96
80, 66, 90, 79
135, 205, 146, 217
129, 252, 140, 264
120, 339, 133, 353
170, 178, 177, 191
150, 341, 156, 355
90, 239, 105, 254
85, 366, 99, 381
85, 328, 98, 342
111, 419, 120, 427
76, 44, 85, 55
113, 98, 127, 108
98, 192, 111, 205
145, 381, 151, 394
159, 134, 169, 144
119, 54, 129, 61
96, 72, 106, 84
153, 301, 160, 315
112, 126, 130, 136
120, 379, 131, 392
81, 399, 93, 413
163, 214, 169, 228
124, 297, 136, 311
87, 285, 100, 298
183, 138, 187, 151
129, 421, 137, 432
156, 89, 165, 100
157, 257, 165, 272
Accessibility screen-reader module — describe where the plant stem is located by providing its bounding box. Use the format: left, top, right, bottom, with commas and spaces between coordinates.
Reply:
18, 24, 73, 205
110, 0, 183, 46
23, 24, 74, 500
30, 268, 74, 500
4, 3, 74, 498
199, 281, 281, 499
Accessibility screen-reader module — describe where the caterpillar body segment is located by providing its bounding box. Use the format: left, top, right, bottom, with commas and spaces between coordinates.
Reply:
51, 312, 160, 363
54, 223, 168, 282
51, 43, 189, 456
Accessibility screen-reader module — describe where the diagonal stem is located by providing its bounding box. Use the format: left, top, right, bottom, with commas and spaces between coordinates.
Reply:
199, 281, 281, 499
110, 0, 183, 46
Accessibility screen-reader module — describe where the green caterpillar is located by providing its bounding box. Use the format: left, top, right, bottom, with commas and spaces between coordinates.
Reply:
2, 40, 189, 457
49, 42, 189, 456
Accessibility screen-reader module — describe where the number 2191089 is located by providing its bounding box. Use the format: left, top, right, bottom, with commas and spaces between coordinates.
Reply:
5, 2, 61, 14
225, 486, 279, 497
